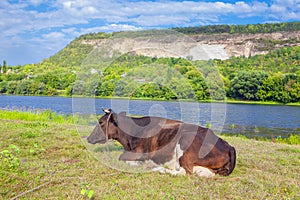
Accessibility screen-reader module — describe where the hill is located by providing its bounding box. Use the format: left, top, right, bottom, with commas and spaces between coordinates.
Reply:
47, 22, 300, 67
0, 22, 299, 103
48, 22, 300, 65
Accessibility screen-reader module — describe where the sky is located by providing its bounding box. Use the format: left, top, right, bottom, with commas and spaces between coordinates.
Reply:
1, 0, 300, 66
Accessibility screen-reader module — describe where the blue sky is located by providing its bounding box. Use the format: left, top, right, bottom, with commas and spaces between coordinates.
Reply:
1, 0, 300, 66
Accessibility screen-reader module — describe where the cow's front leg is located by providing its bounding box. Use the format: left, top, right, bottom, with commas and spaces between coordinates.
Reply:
119, 151, 147, 161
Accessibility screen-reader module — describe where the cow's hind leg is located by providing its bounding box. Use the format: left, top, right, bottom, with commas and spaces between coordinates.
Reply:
179, 153, 216, 177
179, 155, 193, 174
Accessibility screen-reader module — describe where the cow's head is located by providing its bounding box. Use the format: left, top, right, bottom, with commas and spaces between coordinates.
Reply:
87, 108, 119, 144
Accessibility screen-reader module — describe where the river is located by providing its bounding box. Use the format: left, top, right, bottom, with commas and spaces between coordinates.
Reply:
0, 95, 299, 138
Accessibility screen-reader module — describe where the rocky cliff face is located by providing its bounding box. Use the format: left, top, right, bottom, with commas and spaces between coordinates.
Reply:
82, 31, 300, 60
194, 31, 300, 58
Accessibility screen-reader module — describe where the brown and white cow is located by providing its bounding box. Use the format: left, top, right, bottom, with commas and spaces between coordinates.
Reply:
87, 108, 236, 177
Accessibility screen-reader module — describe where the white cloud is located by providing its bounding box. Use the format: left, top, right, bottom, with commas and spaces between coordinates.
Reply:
81, 24, 143, 34
62, 27, 81, 37
269, 0, 300, 20
27, 0, 44, 6
58, 0, 102, 17
271, 4, 286, 13
42, 32, 65, 40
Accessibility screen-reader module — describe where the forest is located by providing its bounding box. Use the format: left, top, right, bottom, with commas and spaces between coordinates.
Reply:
0, 22, 299, 104
173, 21, 300, 34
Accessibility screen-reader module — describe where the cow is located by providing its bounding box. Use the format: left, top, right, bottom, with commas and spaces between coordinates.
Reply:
87, 108, 236, 177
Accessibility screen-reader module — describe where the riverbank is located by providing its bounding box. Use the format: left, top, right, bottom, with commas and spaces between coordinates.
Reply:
1, 110, 299, 199
2, 93, 300, 106
71, 95, 300, 106
223, 99, 300, 106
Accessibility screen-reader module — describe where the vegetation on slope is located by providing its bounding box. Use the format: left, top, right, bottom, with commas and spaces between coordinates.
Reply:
0, 22, 299, 103
215, 46, 300, 103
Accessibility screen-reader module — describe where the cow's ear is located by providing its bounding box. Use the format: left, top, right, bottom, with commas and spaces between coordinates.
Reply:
110, 113, 118, 127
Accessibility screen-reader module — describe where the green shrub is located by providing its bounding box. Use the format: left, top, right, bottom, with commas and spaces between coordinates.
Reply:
276, 135, 300, 145
0, 145, 21, 171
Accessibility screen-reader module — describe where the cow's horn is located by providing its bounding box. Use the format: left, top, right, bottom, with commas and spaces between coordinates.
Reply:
102, 108, 111, 114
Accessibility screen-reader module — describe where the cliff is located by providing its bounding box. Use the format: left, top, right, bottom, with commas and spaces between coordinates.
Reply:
81, 30, 300, 60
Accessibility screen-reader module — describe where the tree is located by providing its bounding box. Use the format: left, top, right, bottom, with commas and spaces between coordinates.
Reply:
72, 80, 87, 95
2, 60, 7, 74
185, 70, 209, 100
230, 71, 268, 100
88, 78, 102, 96
258, 74, 300, 103
99, 81, 115, 96
16, 80, 32, 95
0, 82, 7, 93
169, 77, 194, 99
6, 81, 18, 94
36, 73, 60, 89
113, 79, 127, 97
284, 79, 300, 103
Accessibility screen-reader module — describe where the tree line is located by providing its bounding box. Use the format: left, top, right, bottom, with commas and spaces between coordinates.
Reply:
173, 21, 300, 35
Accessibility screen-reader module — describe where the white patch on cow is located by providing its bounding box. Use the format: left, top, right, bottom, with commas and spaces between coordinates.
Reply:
151, 143, 186, 176
193, 166, 215, 177
163, 143, 183, 170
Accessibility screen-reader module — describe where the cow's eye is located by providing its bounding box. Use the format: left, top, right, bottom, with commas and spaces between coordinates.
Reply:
99, 121, 105, 126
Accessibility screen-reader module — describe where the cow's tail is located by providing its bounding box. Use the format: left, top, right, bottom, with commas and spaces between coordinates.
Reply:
227, 146, 236, 175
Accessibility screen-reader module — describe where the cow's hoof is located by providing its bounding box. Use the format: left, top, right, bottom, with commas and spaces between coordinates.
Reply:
166, 167, 186, 176
152, 166, 167, 173
125, 161, 143, 166
193, 166, 215, 177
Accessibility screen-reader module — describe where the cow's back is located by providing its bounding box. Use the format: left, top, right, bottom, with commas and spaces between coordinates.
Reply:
117, 115, 179, 137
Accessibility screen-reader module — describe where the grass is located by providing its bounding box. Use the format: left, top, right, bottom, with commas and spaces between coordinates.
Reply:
0, 109, 74, 123
0, 110, 300, 199
221, 133, 300, 145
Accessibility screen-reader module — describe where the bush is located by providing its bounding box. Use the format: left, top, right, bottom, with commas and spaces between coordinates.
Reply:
276, 135, 300, 145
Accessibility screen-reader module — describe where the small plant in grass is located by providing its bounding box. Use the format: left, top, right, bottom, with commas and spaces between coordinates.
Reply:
0, 144, 21, 171
230, 124, 235, 129
206, 122, 211, 128
80, 183, 95, 199
21, 131, 40, 138
29, 143, 46, 155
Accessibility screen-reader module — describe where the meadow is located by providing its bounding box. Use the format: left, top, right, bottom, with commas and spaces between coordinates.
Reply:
0, 110, 299, 199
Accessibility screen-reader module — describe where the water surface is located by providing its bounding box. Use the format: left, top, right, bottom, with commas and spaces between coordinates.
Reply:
1, 95, 299, 138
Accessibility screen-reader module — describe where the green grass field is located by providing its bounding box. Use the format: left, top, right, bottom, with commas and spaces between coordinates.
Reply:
0, 110, 299, 199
